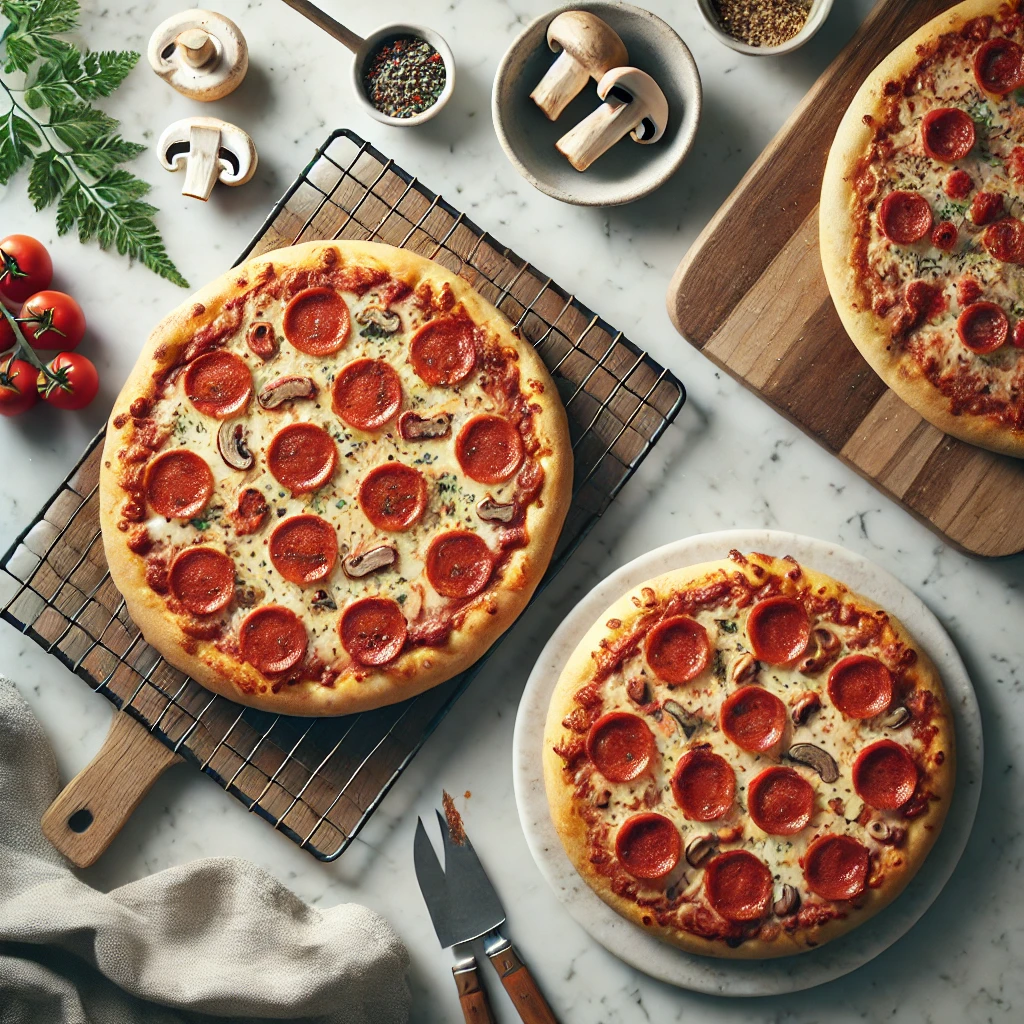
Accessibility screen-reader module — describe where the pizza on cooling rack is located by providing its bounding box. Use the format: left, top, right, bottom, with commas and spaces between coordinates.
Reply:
543, 551, 955, 958
821, 0, 1024, 457
99, 240, 571, 716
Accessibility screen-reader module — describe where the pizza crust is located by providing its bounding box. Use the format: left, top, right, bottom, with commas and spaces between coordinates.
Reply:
820, 0, 1024, 459
100, 241, 572, 716
543, 554, 956, 959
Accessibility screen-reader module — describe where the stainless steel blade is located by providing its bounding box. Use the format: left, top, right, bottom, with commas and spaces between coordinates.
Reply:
414, 816, 457, 949
435, 808, 506, 943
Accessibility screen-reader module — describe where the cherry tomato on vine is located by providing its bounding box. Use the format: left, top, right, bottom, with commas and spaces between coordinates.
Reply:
0, 356, 40, 416
37, 352, 99, 410
0, 235, 53, 307
19, 290, 86, 350
0, 314, 15, 353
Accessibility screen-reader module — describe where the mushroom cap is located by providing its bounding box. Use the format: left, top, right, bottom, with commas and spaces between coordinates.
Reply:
157, 117, 258, 187
148, 8, 248, 101
596, 66, 669, 143
546, 11, 628, 76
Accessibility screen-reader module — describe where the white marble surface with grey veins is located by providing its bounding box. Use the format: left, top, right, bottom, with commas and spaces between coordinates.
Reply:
0, 2, 1020, 1022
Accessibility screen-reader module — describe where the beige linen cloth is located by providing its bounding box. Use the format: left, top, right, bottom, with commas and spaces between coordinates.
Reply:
0, 677, 411, 1024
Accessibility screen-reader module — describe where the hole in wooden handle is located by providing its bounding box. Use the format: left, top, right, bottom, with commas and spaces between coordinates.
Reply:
67, 808, 93, 833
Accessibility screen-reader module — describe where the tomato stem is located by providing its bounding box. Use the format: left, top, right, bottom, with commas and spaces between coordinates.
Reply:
0, 303, 56, 381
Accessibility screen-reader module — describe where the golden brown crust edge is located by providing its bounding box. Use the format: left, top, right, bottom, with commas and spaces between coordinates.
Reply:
819, 0, 1024, 459
100, 240, 572, 716
542, 555, 956, 959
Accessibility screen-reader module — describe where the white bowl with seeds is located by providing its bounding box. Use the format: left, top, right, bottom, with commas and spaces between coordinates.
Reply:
695, 0, 834, 55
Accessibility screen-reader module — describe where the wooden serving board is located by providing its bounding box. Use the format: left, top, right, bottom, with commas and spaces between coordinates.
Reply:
668, 0, 1024, 558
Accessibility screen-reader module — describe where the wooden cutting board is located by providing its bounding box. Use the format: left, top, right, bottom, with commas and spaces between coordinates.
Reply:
667, 0, 1024, 558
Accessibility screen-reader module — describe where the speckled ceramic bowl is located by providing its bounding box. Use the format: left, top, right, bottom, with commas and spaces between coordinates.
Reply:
492, 2, 702, 206
695, 0, 835, 56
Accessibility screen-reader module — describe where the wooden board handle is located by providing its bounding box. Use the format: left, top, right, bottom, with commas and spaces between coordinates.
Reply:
41, 711, 182, 867
487, 943, 558, 1024
453, 960, 496, 1024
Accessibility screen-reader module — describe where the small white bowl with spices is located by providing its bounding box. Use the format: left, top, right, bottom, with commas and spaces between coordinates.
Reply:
695, 0, 834, 55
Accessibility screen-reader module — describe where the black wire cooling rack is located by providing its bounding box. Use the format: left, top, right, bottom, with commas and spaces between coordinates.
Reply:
0, 130, 685, 860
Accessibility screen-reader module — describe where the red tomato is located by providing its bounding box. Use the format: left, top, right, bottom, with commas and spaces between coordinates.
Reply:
0, 235, 53, 306
38, 352, 99, 410
0, 356, 40, 416
0, 313, 15, 352
19, 290, 86, 350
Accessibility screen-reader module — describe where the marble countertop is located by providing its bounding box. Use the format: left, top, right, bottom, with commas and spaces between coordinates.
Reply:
0, 1, 1020, 1021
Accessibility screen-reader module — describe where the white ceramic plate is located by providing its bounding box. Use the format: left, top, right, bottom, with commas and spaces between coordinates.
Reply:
512, 529, 982, 996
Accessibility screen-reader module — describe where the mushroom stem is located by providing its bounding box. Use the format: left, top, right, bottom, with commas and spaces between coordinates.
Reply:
530, 50, 591, 122
178, 27, 217, 68
556, 91, 636, 172
181, 123, 222, 201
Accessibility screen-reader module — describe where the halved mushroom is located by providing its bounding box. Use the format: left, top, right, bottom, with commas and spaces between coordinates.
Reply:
867, 820, 891, 842
342, 545, 397, 579
217, 420, 253, 470
355, 306, 401, 334
663, 700, 700, 739
685, 833, 718, 868
148, 9, 248, 101
790, 691, 822, 726
785, 743, 840, 784
311, 589, 337, 611
731, 652, 759, 685
247, 321, 277, 361
530, 12, 628, 121
798, 627, 842, 674
556, 67, 669, 172
773, 884, 800, 917
158, 116, 257, 201
880, 706, 910, 730
258, 374, 318, 409
477, 496, 516, 523
398, 411, 452, 441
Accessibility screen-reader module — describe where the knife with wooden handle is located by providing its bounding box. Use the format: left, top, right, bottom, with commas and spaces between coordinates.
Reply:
414, 817, 497, 1024
413, 802, 560, 1024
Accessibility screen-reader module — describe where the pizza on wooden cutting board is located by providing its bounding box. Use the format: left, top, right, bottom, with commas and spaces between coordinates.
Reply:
99, 240, 571, 716
543, 551, 955, 958
821, 0, 1024, 457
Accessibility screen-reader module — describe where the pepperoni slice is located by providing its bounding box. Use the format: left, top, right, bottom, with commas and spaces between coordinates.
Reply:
283, 287, 351, 355
614, 813, 681, 880
970, 190, 1004, 226
146, 450, 214, 519
974, 37, 1024, 95
358, 463, 427, 532
704, 850, 773, 922
945, 169, 973, 199
409, 316, 478, 386
878, 190, 932, 244
425, 531, 494, 598
269, 515, 337, 585
455, 415, 524, 484
239, 605, 307, 675
643, 616, 710, 685
920, 107, 975, 162
266, 423, 337, 494
931, 221, 958, 251
983, 217, 1024, 264
670, 748, 735, 821
853, 739, 918, 810
586, 712, 654, 782
332, 358, 403, 432
746, 596, 810, 665
747, 766, 814, 836
182, 350, 252, 419
803, 833, 870, 901
957, 301, 1009, 354
169, 547, 235, 615
1014, 321, 1024, 349
827, 654, 893, 719
339, 596, 407, 667
720, 686, 787, 753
